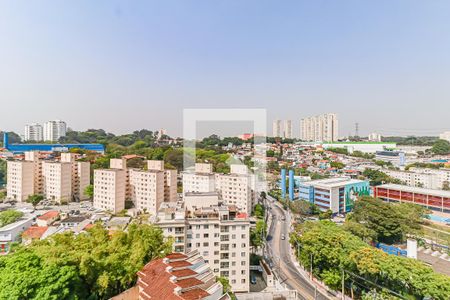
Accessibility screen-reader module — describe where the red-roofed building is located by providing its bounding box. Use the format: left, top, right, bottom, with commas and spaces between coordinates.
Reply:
136, 250, 226, 300
22, 226, 49, 245
36, 211, 59, 227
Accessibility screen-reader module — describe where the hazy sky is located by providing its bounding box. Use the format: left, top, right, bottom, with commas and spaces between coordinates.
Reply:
1, 1, 449, 138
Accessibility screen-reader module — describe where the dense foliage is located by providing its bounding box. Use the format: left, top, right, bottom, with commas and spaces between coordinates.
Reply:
0, 210, 24, 227
362, 169, 403, 186
381, 136, 438, 146
431, 139, 450, 155
0, 224, 172, 299
0, 159, 6, 186
290, 221, 450, 299
345, 196, 427, 244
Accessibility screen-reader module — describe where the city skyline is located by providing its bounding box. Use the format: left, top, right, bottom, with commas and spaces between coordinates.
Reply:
1, 1, 450, 137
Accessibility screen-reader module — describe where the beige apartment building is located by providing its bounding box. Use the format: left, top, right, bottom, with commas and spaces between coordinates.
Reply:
93, 169, 127, 213
129, 169, 164, 215
42, 161, 72, 203
93, 158, 177, 213
215, 165, 253, 214
6, 151, 90, 203
156, 193, 250, 293
6, 161, 35, 202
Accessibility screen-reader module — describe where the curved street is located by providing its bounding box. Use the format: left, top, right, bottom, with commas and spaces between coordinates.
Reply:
264, 196, 334, 300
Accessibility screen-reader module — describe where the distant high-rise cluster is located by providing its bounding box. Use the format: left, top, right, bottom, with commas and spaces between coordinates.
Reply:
272, 119, 293, 138
300, 113, 338, 142
24, 120, 67, 142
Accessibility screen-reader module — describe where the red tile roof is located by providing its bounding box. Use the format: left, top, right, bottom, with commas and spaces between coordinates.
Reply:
22, 226, 48, 239
137, 253, 213, 300
37, 211, 59, 221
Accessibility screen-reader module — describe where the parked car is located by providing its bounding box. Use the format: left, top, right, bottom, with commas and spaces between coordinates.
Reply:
251, 275, 257, 284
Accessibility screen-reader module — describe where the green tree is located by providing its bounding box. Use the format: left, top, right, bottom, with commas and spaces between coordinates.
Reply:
319, 209, 333, 220
0, 190, 6, 202
253, 204, 264, 219
330, 161, 345, 169
26, 194, 44, 208
442, 181, 450, 191
0, 210, 24, 227
431, 139, 450, 155
84, 185, 94, 199
250, 220, 267, 250
0, 223, 172, 299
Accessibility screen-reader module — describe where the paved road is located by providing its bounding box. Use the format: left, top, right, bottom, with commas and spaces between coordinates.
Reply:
265, 197, 331, 300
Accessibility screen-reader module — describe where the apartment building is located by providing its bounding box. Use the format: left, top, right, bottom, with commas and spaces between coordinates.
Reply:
384, 168, 450, 190
42, 161, 72, 203
156, 194, 250, 293
6, 151, 89, 203
43, 120, 67, 141
284, 120, 293, 139
272, 120, 282, 138
215, 165, 253, 214
24, 123, 43, 141
182, 163, 216, 193
300, 113, 338, 142
147, 160, 178, 202
93, 169, 127, 213
129, 169, 165, 215
93, 158, 177, 213
6, 161, 35, 201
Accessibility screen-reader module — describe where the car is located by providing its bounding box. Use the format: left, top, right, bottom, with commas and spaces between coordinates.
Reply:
281, 234, 285, 240
250, 275, 257, 284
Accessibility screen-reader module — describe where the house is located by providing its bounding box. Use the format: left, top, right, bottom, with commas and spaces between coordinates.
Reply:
36, 210, 59, 227
61, 216, 89, 228
22, 226, 49, 245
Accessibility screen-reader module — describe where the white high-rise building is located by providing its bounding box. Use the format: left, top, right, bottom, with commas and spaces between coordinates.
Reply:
300, 113, 338, 142
182, 163, 216, 193
272, 120, 282, 138
43, 120, 67, 141
156, 194, 250, 293
439, 131, 450, 142
284, 120, 293, 139
368, 132, 382, 142
24, 123, 43, 142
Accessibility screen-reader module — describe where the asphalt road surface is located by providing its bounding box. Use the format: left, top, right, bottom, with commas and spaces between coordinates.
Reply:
265, 196, 332, 300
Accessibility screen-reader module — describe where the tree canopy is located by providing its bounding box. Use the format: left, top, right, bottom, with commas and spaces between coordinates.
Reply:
0, 210, 24, 228
0, 223, 172, 299
431, 139, 450, 155
290, 221, 450, 299
346, 196, 427, 244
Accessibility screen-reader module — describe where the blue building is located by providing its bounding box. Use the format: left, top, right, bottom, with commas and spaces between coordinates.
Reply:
298, 178, 370, 213
2, 133, 105, 154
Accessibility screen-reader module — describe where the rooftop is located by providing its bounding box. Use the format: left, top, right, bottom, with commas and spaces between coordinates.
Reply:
22, 226, 48, 239
301, 177, 367, 188
377, 184, 450, 198
37, 210, 59, 221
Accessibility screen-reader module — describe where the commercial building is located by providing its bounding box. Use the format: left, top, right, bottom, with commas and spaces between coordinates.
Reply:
298, 178, 370, 213
300, 113, 338, 142
3, 132, 105, 154
322, 142, 397, 154
24, 123, 43, 142
375, 150, 406, 167
284, 120, 293, 139
439, 131, 450, 142
93, 157, 177, 214
272, 120, 282, 138
135, 251, 226, 300
383, 168, 450, 190
156, 194, 250, 292
373, 184, 450, 213
6, 152, 90, 203
0, 216, 34, 253
43, 120, 67, 141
